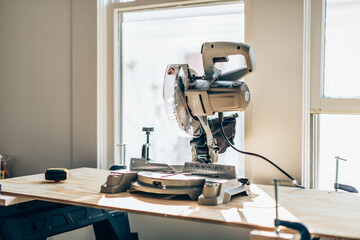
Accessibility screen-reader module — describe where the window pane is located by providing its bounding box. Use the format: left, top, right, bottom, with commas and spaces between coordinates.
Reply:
324, 0, 360, 98
318, 114, 360, 191
119, 3, 245, 175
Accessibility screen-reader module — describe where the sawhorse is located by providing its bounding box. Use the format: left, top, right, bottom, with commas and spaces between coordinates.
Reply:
0, 200, 133, 240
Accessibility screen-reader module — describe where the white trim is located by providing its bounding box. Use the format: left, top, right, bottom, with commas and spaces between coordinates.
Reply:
310, 0, 325, 113
315, 98, 360, 114
110, 0, 241, 12
244, 0, 253, 183
97, 0, 109, 169
310, 0, 360, 115
302, 0, 311, 188
309, 113, 320, 189
121, 3, 244, 22
113, 12, 122, 166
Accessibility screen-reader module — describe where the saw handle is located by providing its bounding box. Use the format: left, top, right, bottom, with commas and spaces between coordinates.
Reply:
201, 42, 256, 80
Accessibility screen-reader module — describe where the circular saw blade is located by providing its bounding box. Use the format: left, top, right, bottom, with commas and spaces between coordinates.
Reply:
163, 64, 200, 138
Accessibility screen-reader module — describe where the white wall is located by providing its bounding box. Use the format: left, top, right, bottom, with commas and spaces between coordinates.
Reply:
245, 0, 304, 185
71, 0, 97, 168
0, 0, 97, 176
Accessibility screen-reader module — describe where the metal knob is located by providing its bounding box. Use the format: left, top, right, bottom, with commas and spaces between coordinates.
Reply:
202, 181, 220, 198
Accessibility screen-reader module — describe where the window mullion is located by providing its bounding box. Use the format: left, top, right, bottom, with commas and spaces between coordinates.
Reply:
310, 0, 325, 114
309, 113, 320, 189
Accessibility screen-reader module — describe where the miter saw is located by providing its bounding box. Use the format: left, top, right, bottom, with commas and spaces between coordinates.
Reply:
101, 42, 256, 205
163, 42, 254, 163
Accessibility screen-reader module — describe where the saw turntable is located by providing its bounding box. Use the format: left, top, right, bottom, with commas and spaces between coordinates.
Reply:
101, 41, 256, 205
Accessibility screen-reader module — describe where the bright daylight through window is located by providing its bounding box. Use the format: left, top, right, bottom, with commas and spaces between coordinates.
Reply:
323, 0, 360, 98
117, 3, 246, 175
318, 114, 360, 191
317, 0, 360, 191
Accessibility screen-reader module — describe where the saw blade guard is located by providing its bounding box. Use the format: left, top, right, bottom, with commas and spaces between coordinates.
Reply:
163, 64, 201, 138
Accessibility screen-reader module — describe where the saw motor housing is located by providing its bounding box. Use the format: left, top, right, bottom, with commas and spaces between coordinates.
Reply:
185, 72, 251, 117
164, 42, 255, 164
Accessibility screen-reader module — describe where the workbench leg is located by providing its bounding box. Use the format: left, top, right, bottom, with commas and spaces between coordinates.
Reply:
0, 201, 132, 240
93, 211, 132, 240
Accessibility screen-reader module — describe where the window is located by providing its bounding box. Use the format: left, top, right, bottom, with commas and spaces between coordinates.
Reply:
113, 2, 247, 175
318, 114, 360, 190
310, 0, 360, 190
323, 0, 360, 98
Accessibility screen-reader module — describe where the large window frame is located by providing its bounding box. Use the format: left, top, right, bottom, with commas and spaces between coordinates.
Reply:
97, 0, 248, 169
308, 0, 360, 188
98, 0, 321, 189
310, 0, 360, 115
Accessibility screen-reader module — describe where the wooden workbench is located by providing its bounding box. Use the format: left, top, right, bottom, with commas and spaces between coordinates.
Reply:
0, 168, 359, 239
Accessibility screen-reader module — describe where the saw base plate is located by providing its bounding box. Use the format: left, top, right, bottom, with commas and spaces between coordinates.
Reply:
101, 158, 250, 205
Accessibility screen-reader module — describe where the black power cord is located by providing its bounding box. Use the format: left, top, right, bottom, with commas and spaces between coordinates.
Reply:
218, 112, 305, 189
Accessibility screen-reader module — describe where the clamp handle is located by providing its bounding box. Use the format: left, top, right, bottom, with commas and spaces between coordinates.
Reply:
141, 127, 154, 161
275, 219, 311, 240
201, 42, 256, 80
142, 127, 154, 135
273, 179, 311, 240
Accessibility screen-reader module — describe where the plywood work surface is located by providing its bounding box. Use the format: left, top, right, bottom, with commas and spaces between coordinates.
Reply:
0, 168, 359, 239
260, 184, 360, 240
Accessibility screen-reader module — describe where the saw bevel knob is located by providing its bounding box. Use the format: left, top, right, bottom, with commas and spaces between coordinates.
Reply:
202, 181, 220, 198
